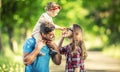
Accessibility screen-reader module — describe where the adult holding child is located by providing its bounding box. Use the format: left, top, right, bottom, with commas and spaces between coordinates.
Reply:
23, 22, 61, 72
32, 2, 65, 55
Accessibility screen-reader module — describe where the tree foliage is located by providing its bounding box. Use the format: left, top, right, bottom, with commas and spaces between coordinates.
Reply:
0, 0, 120, 53
1, 0, 43, 52
82, 0, 120, 45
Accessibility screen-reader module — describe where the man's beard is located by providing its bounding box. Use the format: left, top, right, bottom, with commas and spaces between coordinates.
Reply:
42, 37, 53, 41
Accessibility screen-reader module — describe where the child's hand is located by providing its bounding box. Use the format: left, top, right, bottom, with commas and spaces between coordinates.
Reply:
61, 27, 66, 30
59, 27, 66, 31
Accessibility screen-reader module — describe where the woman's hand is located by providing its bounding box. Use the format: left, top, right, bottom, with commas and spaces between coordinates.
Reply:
62, 28, 72, 38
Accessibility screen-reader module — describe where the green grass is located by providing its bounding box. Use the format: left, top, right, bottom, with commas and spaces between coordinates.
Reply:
0, 45, 24, 72
0, 54, 24, 72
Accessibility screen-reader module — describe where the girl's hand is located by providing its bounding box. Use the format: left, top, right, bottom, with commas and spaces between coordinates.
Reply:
62, 29, 68, 37
62, 28, 72, 38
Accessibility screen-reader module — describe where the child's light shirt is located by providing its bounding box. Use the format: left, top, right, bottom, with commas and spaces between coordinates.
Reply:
32, 12, 54, 41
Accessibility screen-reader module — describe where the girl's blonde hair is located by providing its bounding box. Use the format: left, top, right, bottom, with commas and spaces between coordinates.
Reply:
72, 24, 87, 60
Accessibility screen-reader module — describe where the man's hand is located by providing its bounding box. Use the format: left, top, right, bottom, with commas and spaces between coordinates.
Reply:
46, 41, 57, 50
47, 41, 62, 65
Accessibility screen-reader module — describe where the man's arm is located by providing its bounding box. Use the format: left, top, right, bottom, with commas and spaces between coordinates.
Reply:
51, 50, 62, 65
23, 40, 44, 65
23, 46, 40, 65
47, 41, 62, 65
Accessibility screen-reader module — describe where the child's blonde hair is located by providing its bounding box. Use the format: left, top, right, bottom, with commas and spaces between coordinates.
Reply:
72, 24, 87, 60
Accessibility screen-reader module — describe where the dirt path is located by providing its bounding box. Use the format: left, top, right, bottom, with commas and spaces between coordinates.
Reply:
50, 51, 120, 72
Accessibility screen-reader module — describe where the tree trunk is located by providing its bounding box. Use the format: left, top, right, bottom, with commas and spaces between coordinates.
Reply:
7, 28, 14, 52
0, 30, 3, 52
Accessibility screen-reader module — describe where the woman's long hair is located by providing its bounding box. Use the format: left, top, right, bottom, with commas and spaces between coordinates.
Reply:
72, 24, 87, 60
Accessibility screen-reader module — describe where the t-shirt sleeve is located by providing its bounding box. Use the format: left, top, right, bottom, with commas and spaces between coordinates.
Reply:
23, 38, 36, 53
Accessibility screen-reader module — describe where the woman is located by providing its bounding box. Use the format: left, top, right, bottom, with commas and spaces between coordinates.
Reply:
58, 24, 87, 72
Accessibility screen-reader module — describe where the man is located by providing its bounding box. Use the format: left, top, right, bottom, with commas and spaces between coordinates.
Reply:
23, 22, 61, 72
32, 2, 65, 56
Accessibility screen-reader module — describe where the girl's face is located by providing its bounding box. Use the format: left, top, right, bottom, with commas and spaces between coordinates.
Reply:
51, 9, 60, 17
73, 30, 83, 41
62, 26, 83, 42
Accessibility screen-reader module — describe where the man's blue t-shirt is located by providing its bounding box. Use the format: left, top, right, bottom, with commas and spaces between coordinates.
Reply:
23, 37, 50, 72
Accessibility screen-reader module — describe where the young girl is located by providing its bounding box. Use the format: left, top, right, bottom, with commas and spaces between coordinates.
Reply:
32, 2, 64, 55
58, 24, 87, 72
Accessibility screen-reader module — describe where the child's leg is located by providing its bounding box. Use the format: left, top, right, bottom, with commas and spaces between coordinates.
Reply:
33, 33, 45, 55
32, 32, 42, 42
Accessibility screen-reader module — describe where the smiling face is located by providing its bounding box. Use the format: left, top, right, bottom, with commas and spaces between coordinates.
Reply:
40, 22, 55, 41
62, 24, 83, 43
41, 30, 55, 41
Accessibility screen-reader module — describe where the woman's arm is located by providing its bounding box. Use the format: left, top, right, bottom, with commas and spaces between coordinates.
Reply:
58, 37, 64, 48
58, 29, 68, 48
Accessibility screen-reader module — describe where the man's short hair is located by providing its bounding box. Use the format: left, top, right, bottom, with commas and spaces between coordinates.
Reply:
40, 22, 55, 34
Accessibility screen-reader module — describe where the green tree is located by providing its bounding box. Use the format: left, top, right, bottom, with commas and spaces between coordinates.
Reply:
82, 0, 120, 45
1, 0, 43, 52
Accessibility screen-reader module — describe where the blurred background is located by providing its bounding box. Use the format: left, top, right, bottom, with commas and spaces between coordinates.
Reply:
0, 0, 120, 72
